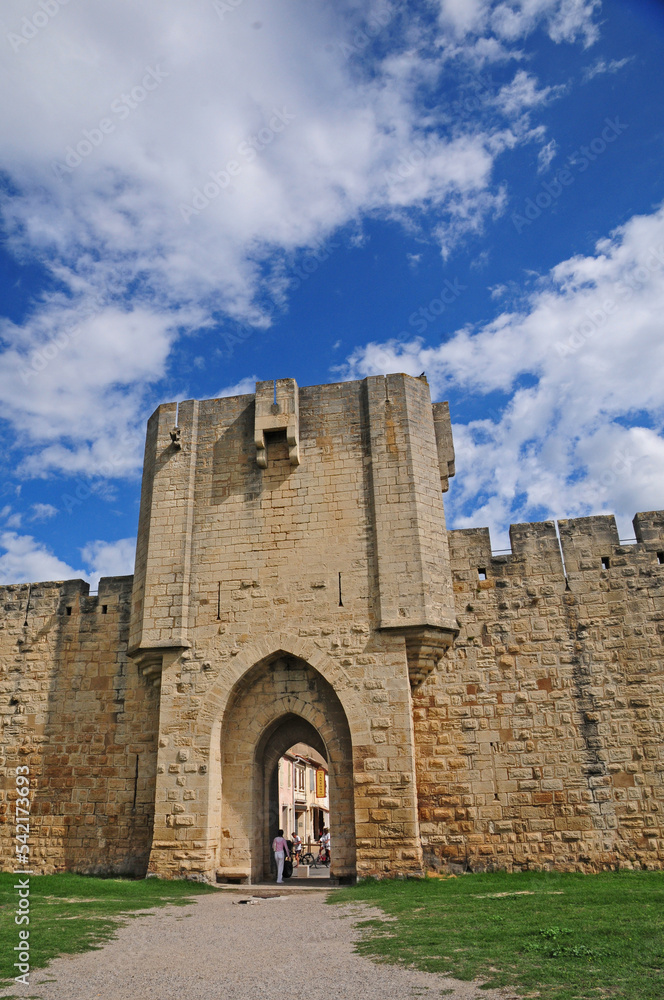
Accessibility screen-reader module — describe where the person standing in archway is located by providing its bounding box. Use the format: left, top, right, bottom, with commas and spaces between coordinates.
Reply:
320, 827, 330, 864
272, 829, 290, 884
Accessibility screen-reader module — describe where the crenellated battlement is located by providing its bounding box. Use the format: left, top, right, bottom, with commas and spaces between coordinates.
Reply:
450, 511, 664, 584
0, 576, 134, 631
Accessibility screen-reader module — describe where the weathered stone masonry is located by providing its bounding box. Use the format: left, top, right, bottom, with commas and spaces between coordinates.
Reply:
0, 577, 158, 875
416, 513, 664, 872
0, 374, 662, 879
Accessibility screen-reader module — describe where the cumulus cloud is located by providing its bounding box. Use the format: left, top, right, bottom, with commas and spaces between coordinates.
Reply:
338, 204, 664, 546
80, 537, 136, 589
0, 299, 183, 478
29, 503, 58, 521
0, 532, 83, 585
217, 376, 260, 398
437, 0, 599, 46
494, 71, 564, 118
0, 0, 601, 481
0, 532, 137, 587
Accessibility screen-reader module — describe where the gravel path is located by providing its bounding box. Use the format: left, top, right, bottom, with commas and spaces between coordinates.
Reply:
1, 887, 519, 1000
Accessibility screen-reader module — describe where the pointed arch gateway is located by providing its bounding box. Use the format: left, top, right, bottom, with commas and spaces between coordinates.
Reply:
218, 651, 356, 882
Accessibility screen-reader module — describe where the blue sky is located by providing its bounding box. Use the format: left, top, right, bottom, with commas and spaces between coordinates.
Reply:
1, 0, 663, 586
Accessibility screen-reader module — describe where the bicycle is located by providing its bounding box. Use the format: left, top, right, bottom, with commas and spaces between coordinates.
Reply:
299, 848, 329, 867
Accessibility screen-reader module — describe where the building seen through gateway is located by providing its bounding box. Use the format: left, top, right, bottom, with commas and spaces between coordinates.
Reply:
277, 744, 329, 852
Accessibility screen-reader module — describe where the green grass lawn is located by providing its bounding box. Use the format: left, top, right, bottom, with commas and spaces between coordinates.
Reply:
329, 870, 664, 1000
0, 872, 216, 989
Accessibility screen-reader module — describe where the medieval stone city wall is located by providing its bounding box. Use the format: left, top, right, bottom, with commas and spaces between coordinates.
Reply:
0, 373, 662, 880
415, 512, 664, 872
0, 576, 159, 875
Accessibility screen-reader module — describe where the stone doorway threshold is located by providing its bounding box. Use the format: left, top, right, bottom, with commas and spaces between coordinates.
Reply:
215, 876, 334, 893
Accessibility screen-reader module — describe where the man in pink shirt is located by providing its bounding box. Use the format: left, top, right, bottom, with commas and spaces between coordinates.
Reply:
272, 829, 290, 883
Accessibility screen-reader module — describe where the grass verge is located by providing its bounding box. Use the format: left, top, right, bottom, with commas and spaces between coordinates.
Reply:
329, 870, 664, 1000
0, 872, 216, 988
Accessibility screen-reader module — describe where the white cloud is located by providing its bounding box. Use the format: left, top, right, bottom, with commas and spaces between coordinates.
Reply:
0, 531, 136, 588
491, 0, 600, 47
0, 531, 83, 585
0, 302, 181, 478
437, 0, 599, 47
438, 0, 491, 38
216, 376, 259, 398
537, 138, 557, 172
29, 503, 58, 521
80, 537, 136, 589
0, 0, 601, 480
582, 56, 633, 81
494, 70, 564, 117
338, 204, 664, 546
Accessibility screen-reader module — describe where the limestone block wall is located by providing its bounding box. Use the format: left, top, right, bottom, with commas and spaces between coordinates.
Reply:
0, 576, 159, 875
414, 513, 664, 872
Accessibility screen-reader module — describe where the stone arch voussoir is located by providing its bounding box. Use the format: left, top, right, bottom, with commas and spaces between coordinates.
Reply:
202, 634, 366, 747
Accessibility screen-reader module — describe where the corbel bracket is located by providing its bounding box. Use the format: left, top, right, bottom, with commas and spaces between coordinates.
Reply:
254, 378, 300, 468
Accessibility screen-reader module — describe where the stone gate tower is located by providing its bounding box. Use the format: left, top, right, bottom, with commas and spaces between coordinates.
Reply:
129, 374, 457, 881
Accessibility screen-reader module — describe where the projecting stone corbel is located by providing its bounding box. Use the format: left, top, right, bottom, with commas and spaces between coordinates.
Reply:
432, 401, 455, 492
394, 624, 458, 688
254, 378, 300, 468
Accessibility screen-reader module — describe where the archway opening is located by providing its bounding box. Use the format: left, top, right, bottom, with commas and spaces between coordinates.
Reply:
258, 714, 330, 879
218, 653, 356, 883
274, 741, 329, 859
